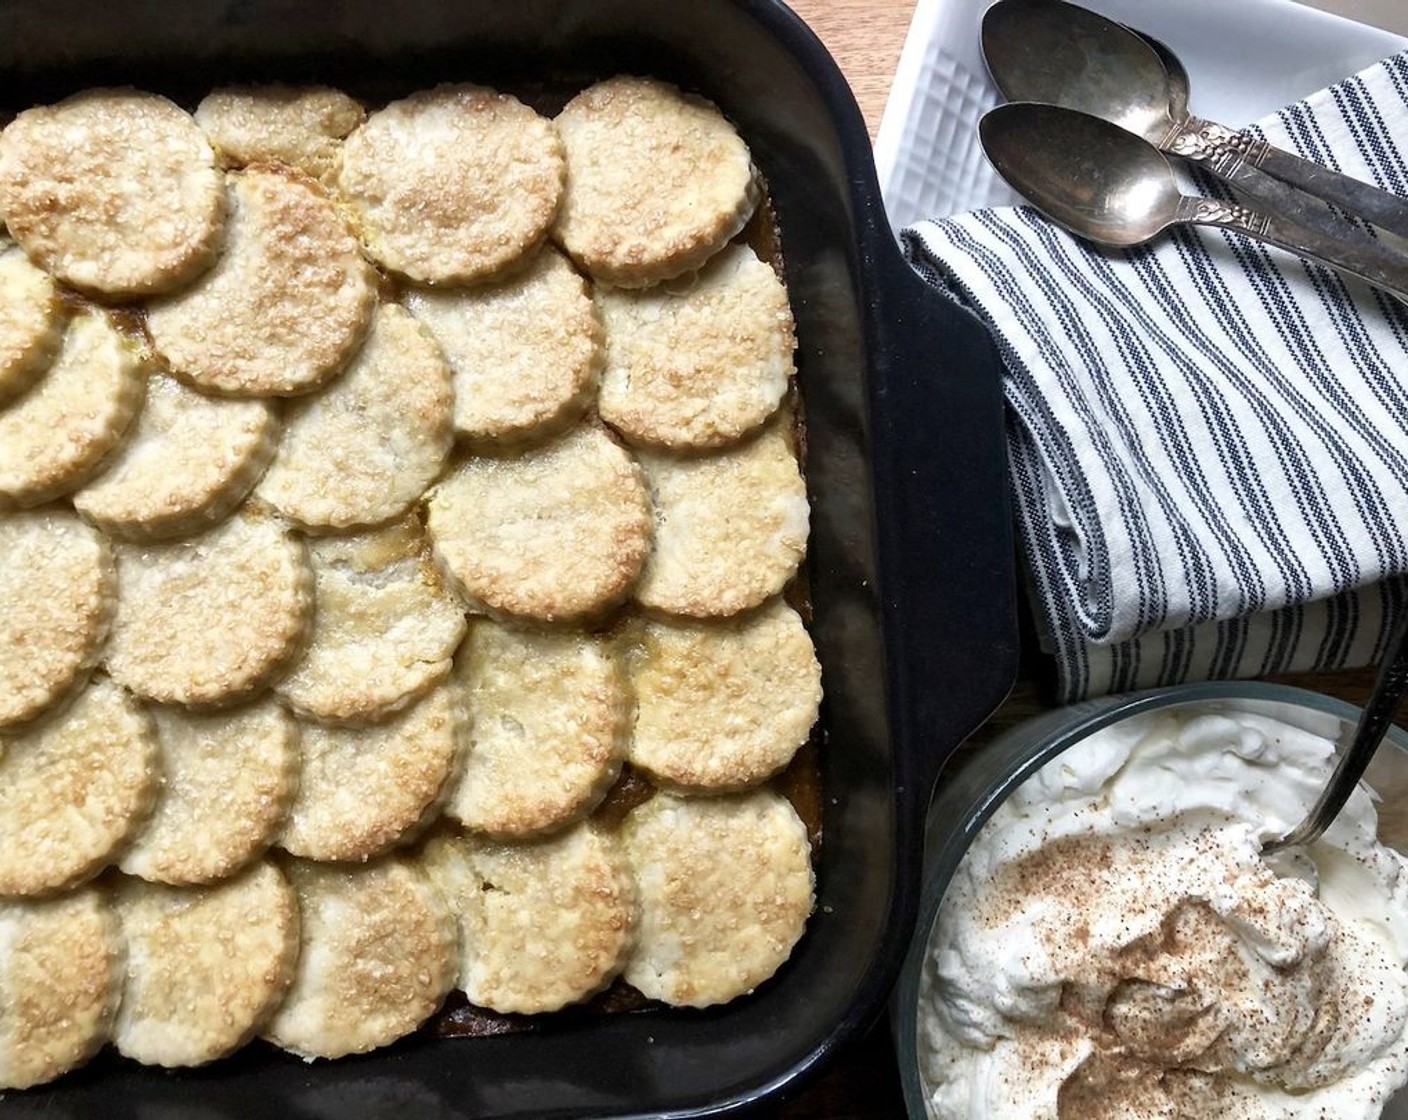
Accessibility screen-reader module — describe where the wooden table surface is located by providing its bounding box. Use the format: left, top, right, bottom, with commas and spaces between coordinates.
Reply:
788, 0, 914, 140
765, 1, 1388, 1116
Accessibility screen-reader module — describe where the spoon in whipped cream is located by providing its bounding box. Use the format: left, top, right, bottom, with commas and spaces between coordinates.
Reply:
1264, 605, 1408, 853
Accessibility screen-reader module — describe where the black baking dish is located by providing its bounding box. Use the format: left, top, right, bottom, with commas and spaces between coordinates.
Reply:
0, 2, 1018, 1116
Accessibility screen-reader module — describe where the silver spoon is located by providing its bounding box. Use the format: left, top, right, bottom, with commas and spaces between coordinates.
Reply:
1265, 603, 1408, 853
978, 102, 1408, 303
980, 0, 1408, 240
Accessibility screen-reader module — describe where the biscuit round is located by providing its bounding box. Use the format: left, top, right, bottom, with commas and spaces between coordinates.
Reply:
146, 165, 375, 397
621, 789, 813, 1007
280, 684, 463, 863
403, 245, 601, 442
274, 521, 467, 725
254, 304, 452, 531
0, 888, 122, 1090
634, 421, 809, 617
104, 511, 314, 707
264, 857, 457, 1060
0, 242, 64, 405
0, 676, 160, 895
195, 85, 365, 183
0, 507, 114, 728
119, 697, 299, 885
422, 824, 636, 1014
426, 425, 652, 622
597, 243, 794, 448
445, 619, 626, 837
554, 76, 758, 286
337, 83, 564, 284
625, 599, 821, 791
73, 371, 278, 540
0, 89, 224, 297
112, 861, 299, 1067
0, 308, 146, 506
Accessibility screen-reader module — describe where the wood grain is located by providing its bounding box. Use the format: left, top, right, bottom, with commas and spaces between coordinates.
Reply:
786, 0, 916, 139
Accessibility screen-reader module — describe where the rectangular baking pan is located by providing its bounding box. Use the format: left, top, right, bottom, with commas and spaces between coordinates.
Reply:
0, 2, 1018, 1116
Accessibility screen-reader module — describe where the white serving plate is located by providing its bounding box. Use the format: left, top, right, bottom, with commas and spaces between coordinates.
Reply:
875, 0, 1408, 228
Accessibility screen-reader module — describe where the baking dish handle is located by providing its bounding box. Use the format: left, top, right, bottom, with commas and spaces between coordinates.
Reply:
868, 244, 1020, 807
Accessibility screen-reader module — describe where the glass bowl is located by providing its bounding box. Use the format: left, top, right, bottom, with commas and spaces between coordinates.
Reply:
893, 681, 1408, 1120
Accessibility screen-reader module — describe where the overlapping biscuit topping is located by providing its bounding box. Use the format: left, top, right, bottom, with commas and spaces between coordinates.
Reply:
0, 77, 821, 1088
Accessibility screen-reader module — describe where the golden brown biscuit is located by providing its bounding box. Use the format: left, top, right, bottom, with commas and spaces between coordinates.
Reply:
119, 697, 299, 885
596, 242, 794, 448
0, 242, 64, 405
0, 507, 114, 728
274, 521, 467, 725
112, 861, 299, 1067
423, 824, 636, 1014
146, 166, 375, 397
195, 84, 365, 183
0, 308, 146, 507
634, 421, 809, 617
73, 371, 278, 540
0, 89, 225, 297
0, 677, 160, 895
445, 618, 626, 837
621, 789, 813, 1007
104, 511, 314, 707
0, 888, 123, 1090
403, 245, 601, 443
0, 74, 820, 1065
280, 684, 464, 863
254, 304, 453, 531
338, 83, 564, 284
624, 599, 821, 791
554, 76, 758, 286
426, 425, 652, 622
264, 857, 457, 1060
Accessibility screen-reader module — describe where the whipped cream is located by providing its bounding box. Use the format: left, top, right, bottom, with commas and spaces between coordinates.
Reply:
918, 704, 1408, 1120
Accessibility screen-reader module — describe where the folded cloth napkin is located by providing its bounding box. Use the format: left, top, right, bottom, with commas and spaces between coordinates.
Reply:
904, 50, 1408, 702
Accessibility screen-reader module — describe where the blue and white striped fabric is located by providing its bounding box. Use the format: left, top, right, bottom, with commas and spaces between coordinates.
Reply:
904, 51, 1408, 702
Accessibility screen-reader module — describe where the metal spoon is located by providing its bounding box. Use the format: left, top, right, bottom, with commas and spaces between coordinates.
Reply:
979, 102, 1408, 303
980, 0, 1408, 240
1264, 603, 1408, 853
1119, 29, 1349, 230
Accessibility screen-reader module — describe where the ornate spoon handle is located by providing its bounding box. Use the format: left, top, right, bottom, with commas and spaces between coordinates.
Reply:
1168, 114, 1408, 241
1176, 194, 1408, 304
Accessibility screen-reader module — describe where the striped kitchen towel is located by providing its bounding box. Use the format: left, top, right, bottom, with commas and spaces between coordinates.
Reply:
904, 50, 1408, 702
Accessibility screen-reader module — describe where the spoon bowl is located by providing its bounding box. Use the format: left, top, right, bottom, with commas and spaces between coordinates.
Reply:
980, 0, 1175, 145
979, 101, 1408, 303
1130, 29, 1190, 121
978, 101, 1181, 246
